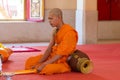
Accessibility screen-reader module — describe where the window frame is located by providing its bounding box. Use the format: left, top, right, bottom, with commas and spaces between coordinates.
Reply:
0, 0, 44, 22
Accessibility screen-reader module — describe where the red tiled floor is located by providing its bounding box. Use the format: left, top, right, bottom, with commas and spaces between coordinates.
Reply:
1, 44, 120, 80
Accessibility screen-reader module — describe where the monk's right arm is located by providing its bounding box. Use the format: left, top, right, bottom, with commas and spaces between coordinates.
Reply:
39, 33, 55, 63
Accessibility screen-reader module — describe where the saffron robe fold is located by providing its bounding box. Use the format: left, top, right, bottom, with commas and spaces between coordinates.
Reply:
25, 24, 78, 75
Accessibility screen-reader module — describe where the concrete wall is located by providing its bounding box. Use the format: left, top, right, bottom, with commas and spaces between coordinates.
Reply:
84, 0, 120, 43
98, 21, 120, 40
76, 0, 98, 44
0, 0, 76, 43
96, 0, 120, 40
1, 0, 120, 43
83, 0, 98, 44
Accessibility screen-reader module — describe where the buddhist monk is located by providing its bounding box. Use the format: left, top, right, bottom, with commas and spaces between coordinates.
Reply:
25, 8, 78, 75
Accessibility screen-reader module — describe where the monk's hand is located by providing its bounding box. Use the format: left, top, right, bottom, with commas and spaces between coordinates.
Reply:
31, 62, 41, 69
52, 27, 57, 37
31, 66, 36, 69
37, 63, 46, 73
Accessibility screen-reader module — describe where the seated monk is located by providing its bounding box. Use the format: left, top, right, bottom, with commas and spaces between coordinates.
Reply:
0, 43, 13, 62
25, 8, 78, 75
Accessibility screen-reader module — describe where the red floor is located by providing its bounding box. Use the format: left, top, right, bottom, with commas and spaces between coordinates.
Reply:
1, 44, 120, 80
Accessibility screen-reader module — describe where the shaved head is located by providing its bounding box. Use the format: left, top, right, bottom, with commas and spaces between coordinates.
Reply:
48, 8, 64, 28
49, 8, 63, 19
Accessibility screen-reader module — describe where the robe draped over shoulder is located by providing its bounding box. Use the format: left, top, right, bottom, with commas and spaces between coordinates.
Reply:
50, 24, 78, 63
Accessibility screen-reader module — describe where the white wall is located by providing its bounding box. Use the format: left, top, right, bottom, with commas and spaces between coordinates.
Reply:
0, 0, 76, 43
76, 0, 84, 44
1, 0, 120, 43
84, 0, 120, 42
98, 21, 120, 40
76, 0, 98, 44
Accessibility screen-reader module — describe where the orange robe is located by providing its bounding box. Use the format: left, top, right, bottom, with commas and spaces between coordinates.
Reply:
0, 43, 13, 62
25, 24, 78, 74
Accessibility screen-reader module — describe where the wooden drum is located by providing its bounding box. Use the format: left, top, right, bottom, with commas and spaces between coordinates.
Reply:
68, 50, 93, 74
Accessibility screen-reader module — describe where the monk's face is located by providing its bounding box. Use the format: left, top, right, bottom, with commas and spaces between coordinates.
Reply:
48, 13, 60, 27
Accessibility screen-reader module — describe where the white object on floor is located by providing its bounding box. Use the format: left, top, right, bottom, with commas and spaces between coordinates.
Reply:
3, 42, 49, 47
